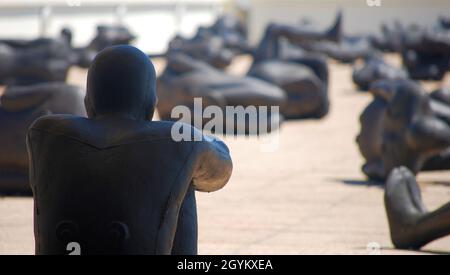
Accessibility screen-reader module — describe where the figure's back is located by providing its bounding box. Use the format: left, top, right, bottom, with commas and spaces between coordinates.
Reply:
27, 115, 200, 255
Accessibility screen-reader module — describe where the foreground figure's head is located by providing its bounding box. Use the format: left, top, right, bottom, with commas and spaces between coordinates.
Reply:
86, 45, 157, 120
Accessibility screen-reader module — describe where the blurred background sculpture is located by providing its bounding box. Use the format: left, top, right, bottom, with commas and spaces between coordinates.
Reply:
352, 54, 409, 91
0, 83, 85, 194
248, 13, 342, 119
157, 53, 285, 134
163, 15, 249, 69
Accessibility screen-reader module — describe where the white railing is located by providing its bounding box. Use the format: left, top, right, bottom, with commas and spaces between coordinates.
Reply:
0, 1, 226, 36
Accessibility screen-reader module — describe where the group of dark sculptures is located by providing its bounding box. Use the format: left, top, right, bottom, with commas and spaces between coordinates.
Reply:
356, 16, 450, 250
0, 11, 449, 254
157, 13, 342, 129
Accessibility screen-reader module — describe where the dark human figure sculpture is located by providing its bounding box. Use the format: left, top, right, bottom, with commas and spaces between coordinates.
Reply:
274, 12, 373, 64
370, 21, 405, 53
439, 16, 450, 30
382, 81, 450, 177
157, 53, 286, 134
162, 15, 249, 69
401, 24, 450, 81
206, 14, 250, 54
430, 87, 450, 106
0, 27, 73, 50
357, 80, 450, 180
300, 35, 373, 64
0, 29, 75, 85
385, 167, 450, 250
352, 54, 409, 91
247, 14, 341, 119
0, 83, 86, 195
75, 25, 137, 68
27, 46, 233, 255
167, 31, 235, 69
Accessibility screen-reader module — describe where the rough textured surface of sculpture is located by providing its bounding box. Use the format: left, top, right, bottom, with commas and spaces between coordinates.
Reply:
157, 53, 286, 134
385, 167, 450, 249
27, 46, 233, 255
0, 83, 86, 195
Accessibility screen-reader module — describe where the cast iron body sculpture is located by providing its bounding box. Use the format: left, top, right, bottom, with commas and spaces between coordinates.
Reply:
167, 31, 235, 69
157, 53, 286, 134
75, 25, 137, 68
440, 16, 450, 30
370, 22, 405, 53
385, 167, 450, 249
300, 35, 373, 64
382, 81, 450, 177
401, 24, 450, 80
0, 83, 85, 194
0, 32, 74, 85
352, 54, 409, 91
357, 80, 450, 180
164, 15, 249, 69
279, 13, 372, 63
207, 15, 249, 54
247, 14, 341, 119
27, 46, 233, 255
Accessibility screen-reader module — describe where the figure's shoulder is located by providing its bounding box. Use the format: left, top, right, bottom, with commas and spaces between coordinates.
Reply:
29, 116, 204, 149
141, 120, 205, 143
29, 114, 87, 133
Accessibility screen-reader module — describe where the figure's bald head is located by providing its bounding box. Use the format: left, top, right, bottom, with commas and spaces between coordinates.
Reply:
85, 45, 157, 120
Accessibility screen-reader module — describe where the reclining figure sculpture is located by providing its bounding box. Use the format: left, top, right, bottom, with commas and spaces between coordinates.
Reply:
0, 30, 74, 85
0, 83, 86, 194
157, 53, 286, 134
248, 13, 342, 119
164, 14, 249, 69
352, 54, 409, 91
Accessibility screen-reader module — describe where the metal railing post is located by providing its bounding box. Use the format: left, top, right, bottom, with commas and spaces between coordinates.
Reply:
174, 2, 187, 34
39, 5, 52, 37
115, 4, 128, 25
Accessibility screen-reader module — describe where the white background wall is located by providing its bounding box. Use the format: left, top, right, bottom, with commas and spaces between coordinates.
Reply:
0, 0, 224, 53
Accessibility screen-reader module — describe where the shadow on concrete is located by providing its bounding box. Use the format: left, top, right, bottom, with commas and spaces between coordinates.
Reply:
420, 180, 450, 188
0, 192, 32, 198
333, 178, 384, 189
